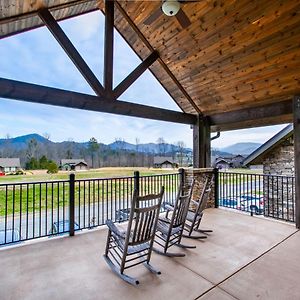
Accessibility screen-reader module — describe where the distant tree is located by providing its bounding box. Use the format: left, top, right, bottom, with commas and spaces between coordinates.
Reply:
26, 138, 38, 160
47, 161, 58, 174
66, 149, 73, 159
176, 141, 186, 167
115, 138, 126, 166
88, 137, 99, 168
157, 137, 167, 156
135, 138, 140, 152
43, 132, 51, 140
170, 143, 177, 160
2, 133, 12, 157
39, 155, 48, 169
26, 157, 39, 170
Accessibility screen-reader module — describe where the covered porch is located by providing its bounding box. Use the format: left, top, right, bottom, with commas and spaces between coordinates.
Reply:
1, 208, 299, 300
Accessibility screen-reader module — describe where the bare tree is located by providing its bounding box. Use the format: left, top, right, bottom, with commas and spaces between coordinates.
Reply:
156, 137, 167, 156
26, 138, 38, 160
2, 133, 12, 157
43, 132, 51, 140
88, 137, 99, 168
176, 141, 186, 167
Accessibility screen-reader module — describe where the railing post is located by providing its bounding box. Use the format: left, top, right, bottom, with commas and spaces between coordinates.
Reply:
69, 173, 75, 236
214, 168, 219, 208
134, 171, 140, 195
179, 168, 185, 186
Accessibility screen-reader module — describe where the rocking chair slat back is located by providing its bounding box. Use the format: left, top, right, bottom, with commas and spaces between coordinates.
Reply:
172, 179, 195, 227
127, 188, 164, 246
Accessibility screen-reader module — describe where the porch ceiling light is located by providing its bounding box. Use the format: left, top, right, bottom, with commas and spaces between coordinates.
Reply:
162, 0, 181, 17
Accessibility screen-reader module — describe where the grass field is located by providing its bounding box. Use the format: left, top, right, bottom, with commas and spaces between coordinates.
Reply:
0, 167, 176, 183
0, 168, 179, 216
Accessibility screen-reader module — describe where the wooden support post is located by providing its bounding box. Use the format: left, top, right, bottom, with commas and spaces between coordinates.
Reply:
193, 116, 211, 168
293, 95, 300, 228
104, 0, 114, 98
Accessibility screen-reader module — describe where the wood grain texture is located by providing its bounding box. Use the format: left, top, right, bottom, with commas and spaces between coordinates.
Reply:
1, 0, 300, 128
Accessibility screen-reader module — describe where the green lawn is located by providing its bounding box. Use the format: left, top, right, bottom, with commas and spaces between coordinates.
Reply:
0, 167, 175, 183
0, 168, 179, 216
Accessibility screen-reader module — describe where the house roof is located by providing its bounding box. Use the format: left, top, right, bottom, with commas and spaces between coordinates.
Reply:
60, 159, 87, 166
1, 1, 299, 130
0, 158, 21, 168
153, 156, 175, 165
215, 158, 231, 164
243, 124, 293, 166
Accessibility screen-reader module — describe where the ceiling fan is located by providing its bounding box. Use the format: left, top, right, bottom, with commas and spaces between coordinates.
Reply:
143, 0, 198, 29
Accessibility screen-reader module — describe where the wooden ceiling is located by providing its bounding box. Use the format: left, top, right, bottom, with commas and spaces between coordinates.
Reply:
1, 0, 300, 122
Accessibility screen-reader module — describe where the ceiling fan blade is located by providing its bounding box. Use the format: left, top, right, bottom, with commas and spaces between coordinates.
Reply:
143, 7, 163, 25
175, 9, 191, 29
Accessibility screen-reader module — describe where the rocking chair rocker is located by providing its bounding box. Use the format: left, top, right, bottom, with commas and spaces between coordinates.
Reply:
104, 187, 164, 285
153, 181, 196, 257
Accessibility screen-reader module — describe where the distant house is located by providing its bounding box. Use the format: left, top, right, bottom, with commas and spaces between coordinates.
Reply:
214, 155, 245, 169
153, 157, 178, 168
215, 158, 231, 169
0, 158, 21, 173
60, 159, 88, 171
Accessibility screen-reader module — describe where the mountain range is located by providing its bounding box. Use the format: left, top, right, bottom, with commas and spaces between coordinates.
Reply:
0, 134, 261, 156
220, 142, 262, 156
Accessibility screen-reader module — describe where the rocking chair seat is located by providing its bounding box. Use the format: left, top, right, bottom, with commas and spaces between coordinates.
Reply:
157, 219, 182, 236
186, 211, 201, 223
107, 220, 151, 255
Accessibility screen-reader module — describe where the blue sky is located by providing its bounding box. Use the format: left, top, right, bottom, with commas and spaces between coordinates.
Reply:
0, 11, 287, 148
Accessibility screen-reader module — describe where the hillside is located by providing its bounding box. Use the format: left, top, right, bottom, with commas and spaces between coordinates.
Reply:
220, 142, 262, 156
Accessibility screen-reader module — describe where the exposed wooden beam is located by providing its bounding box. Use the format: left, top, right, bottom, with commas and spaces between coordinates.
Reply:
193, 116, 211, 168
0, 78, 197, 125
103, 0, 114, 97
209, 100, 293, 132
113, 51, 159, 99
293, 95, 300, 229
38, 8, 105, 97
114, 1, 202, 115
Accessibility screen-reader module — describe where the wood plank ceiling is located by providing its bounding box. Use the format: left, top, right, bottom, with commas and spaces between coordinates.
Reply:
1, 0, 300, 119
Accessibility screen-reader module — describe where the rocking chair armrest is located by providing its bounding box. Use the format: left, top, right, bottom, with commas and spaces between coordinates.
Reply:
106, 219, 126, 239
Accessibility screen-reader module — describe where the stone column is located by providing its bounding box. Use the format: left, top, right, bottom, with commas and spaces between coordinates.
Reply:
184, 168, 215, 208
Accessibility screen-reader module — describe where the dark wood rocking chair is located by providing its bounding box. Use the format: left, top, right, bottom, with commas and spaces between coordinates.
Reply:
104, 187, 164, 285
183, 175, 214, 239
153, 181, 196, 257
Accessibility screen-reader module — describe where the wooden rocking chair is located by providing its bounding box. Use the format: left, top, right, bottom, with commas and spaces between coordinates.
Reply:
104, 187, 164, 285
153, 181, 196, 257
183, 175, 214, 239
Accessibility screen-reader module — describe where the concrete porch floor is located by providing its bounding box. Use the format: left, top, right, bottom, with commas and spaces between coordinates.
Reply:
1, 208, 299, 300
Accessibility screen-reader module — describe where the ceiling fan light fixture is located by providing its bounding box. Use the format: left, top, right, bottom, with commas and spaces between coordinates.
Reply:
162, 0, 181, 17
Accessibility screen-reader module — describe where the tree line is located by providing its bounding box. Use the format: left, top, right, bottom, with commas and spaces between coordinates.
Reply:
0, 134, 191, 170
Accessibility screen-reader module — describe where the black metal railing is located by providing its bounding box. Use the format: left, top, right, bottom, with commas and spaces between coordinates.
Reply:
218, 171, 295, 222
0, 171, 180, 246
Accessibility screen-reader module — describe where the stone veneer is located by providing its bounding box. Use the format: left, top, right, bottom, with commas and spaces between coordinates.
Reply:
183, 168, 215, 209
262, 136, 295, 221
263, 136, 294, 176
